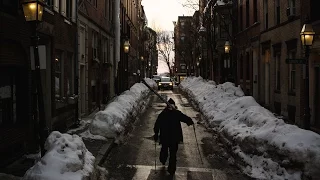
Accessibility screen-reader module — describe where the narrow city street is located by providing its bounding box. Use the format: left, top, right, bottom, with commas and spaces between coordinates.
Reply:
102, 88, 251, 180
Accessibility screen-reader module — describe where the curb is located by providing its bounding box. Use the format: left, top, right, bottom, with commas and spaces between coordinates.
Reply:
95, 138, 116, 166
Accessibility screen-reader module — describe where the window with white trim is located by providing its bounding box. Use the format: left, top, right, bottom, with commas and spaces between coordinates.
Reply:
288, 50, 296, 93
275, 0, 280, 25
92, 31, 98, 59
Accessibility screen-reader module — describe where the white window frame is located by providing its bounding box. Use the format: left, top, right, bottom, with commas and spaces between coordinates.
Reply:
288, 50, 296, 92
92, 31, 98, 59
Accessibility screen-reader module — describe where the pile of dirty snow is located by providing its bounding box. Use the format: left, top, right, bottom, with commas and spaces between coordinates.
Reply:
23, 131, 95, 180
89, 78, 157, 138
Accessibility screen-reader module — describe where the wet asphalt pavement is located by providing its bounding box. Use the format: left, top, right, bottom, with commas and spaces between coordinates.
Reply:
102, 87, 252, 180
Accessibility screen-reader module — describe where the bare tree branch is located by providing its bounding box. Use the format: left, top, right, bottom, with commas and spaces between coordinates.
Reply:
155, 29, 175, 77
177, 0, 199, 11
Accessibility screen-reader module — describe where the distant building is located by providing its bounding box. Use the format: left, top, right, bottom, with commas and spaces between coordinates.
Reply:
174, 16, 193, 83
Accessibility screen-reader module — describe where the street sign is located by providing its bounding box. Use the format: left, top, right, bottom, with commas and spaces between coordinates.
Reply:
286, 59, 306, 64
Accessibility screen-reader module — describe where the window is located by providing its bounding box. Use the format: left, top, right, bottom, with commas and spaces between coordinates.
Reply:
66, 0, 72, 18
92, 31, 98, 59
264, 0, 268, 29
103, 38, 109, 63
109, 0, 113, 22
275, 0, 280, 25
105, 0, 108, 17
65, 53, 74, 96
239, 5, 243, 31
288, 51, 296, 93
0, 72, 17, 127
55, 50, 63, 102
240, 55, 243, 79
310, 0, 320, 21
253, 0, 258, 22
275, 53, 281, 90
93, 0, 97, 7
220, 22, 228, 38
288, 0, 295, 9
246, 0, 249, 27
246, 52, 250, 79
287, 0, 296, 17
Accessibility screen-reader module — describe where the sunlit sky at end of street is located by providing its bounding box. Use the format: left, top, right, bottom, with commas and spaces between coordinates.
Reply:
141, 0, 195, 31
141, 0, 196, 74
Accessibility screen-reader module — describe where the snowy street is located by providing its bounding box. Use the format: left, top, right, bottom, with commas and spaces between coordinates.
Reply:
101, 89, 251, 180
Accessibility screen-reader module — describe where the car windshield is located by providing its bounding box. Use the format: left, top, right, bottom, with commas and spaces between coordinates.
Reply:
161, 77, 171, 82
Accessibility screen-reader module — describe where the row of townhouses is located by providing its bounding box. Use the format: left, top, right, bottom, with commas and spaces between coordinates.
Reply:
0, 0, 158, 167
174, 0, 319, 132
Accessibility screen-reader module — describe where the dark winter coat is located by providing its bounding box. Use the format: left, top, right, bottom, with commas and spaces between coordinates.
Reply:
154, 108, 193, 144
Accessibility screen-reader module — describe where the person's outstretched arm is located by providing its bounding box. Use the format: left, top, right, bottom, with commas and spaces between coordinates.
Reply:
177, 110, 194, 126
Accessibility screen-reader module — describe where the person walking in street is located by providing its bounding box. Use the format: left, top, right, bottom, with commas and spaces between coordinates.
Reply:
153, 98, 194, 175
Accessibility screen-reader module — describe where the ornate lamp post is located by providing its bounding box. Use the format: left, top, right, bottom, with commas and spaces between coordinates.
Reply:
300, 20, 315, 130
22, 0, 48, 156
123, 39, 130, 53
199, 25, 207, 79
224, 40, 232, 82
140, 56, 144, 78
121, 38, 130, 92
224, 40, 231, 54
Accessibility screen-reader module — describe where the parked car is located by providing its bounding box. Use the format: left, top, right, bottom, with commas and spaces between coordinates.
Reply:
158, 76, 173, 90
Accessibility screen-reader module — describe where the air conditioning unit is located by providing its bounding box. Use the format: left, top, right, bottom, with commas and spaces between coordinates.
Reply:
286, 7, 296, 17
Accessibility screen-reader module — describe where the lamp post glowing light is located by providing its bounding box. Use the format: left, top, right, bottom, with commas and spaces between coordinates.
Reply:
22, 0, 45, 22
300, 19, 315, 130
124, 40, 130, 53
224, 41, 231, 54
300, 23, 315, 46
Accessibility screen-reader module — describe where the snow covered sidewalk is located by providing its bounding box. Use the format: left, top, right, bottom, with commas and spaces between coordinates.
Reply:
179, 76, 320, 180
21, 78, 157, 180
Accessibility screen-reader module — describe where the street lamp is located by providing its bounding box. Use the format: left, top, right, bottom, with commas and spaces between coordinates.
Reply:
300, 20, 315, 130
123, 39, 130, 53
224, 41, 231, 54
224, 41, 231, 68
22, 0, 45, 22
199, 25, 208, 79
22, 0, 47, 157
199, 25, 207, 34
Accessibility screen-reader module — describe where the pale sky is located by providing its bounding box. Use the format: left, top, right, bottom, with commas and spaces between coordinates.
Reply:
141, 0, 194, 31
142, 0, 196, 74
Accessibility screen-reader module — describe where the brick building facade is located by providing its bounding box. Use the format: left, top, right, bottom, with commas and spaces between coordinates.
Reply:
0, 0, 33, 167
0, 0, 78, 166
78, 0, 115, 115
174, 16, 194, 82
189, 0, 319, 132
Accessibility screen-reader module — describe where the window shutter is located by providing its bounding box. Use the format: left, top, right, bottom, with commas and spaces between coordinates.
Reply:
61, 0, 66, 17
72, 0, 76, 22
53, 0, 59, 12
